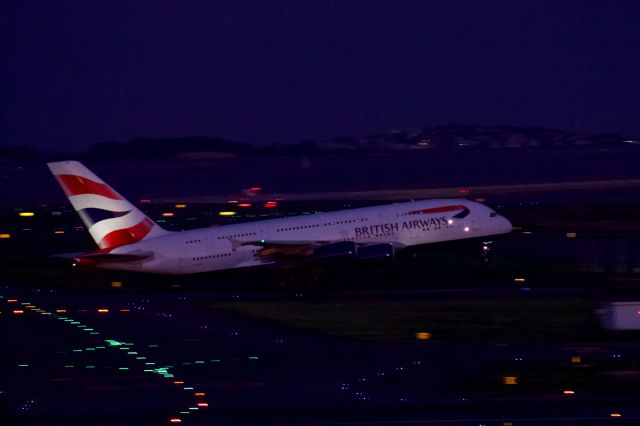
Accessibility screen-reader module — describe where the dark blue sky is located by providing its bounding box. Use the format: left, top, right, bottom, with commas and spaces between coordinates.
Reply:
2, 1, 640, 150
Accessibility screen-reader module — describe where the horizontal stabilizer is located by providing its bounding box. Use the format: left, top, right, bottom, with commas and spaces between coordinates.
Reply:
53, 251, 153, 264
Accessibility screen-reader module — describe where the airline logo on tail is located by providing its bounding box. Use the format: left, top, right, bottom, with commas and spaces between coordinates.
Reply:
47, 161, 168, 250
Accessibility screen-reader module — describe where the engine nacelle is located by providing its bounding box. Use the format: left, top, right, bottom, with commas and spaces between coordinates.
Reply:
314, 241, 357, 261
357, 243, 395, 261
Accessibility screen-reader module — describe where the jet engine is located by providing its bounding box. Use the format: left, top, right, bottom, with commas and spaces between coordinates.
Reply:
357, 243, 395, 261
314, 241, 357, 260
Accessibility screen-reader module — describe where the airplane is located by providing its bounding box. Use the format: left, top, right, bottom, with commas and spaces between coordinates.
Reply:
47, 161, 512, 275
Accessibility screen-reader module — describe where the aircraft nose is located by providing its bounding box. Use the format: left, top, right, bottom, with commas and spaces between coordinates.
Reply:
498, 215, 513, 233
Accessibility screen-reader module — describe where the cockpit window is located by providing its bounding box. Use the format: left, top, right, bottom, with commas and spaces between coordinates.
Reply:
490, 212, 497, 217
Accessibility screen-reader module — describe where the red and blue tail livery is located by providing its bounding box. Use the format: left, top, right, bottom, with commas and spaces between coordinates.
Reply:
47, 161, 169, 250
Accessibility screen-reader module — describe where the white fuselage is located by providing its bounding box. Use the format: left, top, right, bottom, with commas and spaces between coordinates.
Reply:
102, 199, 512, 275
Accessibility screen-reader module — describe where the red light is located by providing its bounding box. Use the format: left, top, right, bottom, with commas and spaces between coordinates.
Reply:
169, 419, 182, 423
264, 201, 278, 208
197, 402, 208, 407
97, 308, 109, 313
56, 309, 66, 313
195, 392, 205, 396
250, 187, 262, 192
120, 308, 130, 312
13, 310, 24, 314
174, 380, 184, 385
162, 212, 174, 217
238, 203, 252, 207
7, 299, 17, 303
458, 188, 470, 194
140, 199, 151, 204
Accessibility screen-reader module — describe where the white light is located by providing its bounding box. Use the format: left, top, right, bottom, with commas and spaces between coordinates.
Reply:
464, 226, 470, 232
447, 219, 453, 225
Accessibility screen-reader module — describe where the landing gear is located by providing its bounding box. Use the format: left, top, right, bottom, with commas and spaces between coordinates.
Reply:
481, 241, 493, 263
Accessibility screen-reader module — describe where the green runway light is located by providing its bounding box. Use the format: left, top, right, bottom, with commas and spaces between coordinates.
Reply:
136, 356, 146, 360
211, 359, 221, 363
182, 362, 192, 365
183, 387, 194, 390
20, 302, 30, 305
64, 365, 74, 368
248, 356, 259, 360
96, 346, 105, 349
145, 362, 156, 365
72, 349, 83, 352
119, 347, 129, 350
77, 325, 86, 328
85, 365, 95, 369
179, 411, 190, 415
143, 369, 153, 372
188, 407, 198, 411
83, 328, 94, 331
195, 360, 205, 364
90, 332, 99, 335
85, 347, 95, 351
18, 364, 29, 367
70, 321, 80, 324
127, 351, 138, 355
118, 367, 129, 371
42, 312, 52, 315
106, 339, 124, 346
64, 319, 73, 322
148, 344, 159, 348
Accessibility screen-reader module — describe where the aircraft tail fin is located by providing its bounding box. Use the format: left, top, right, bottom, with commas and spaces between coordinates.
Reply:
47, 161, 171, 250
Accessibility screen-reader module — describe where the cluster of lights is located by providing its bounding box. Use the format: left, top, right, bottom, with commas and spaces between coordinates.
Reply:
2, 295, 211, 423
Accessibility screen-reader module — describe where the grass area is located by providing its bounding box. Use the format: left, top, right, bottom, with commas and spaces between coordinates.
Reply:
211, 297, 601, 342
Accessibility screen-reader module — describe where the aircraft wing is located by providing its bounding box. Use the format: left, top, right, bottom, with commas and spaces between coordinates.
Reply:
238, 239, 403, 267
238, 240, 319, 263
